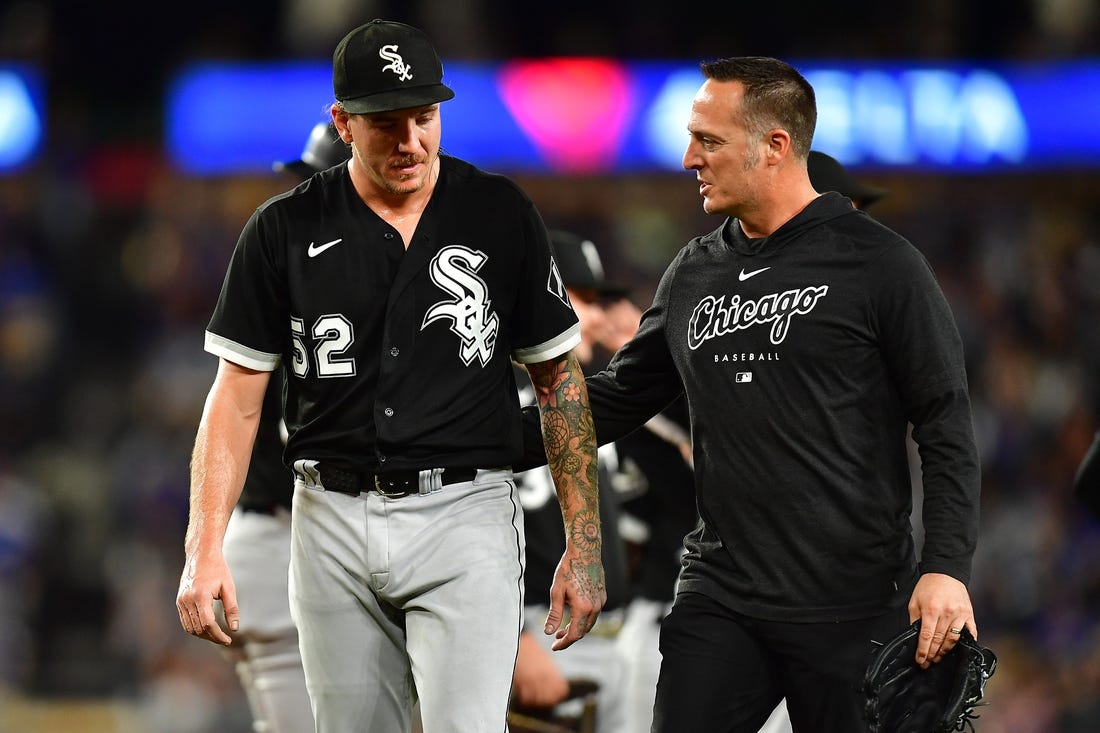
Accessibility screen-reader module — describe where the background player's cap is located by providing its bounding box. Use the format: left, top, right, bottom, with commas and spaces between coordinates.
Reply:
549, 229, 631, 298
808, 151, 888, 209
333, 19, 455, 114
273, 122, 350, 178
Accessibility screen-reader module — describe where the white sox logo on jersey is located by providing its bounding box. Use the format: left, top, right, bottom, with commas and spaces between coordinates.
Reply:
688, 285, 829, 348
379, 45, 413, 81
422, 245, 500, 366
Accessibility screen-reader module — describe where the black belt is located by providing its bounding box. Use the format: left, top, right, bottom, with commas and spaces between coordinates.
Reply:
318, 464, 477, 498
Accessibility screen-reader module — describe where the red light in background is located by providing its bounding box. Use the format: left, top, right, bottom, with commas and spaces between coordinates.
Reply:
498, 58, 636, 174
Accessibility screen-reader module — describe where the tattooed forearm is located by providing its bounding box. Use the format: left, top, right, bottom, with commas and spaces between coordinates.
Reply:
528, 351, 607, 644
570, 507, 601, 554
527, 351, 600, 535
568, 507, 604, 593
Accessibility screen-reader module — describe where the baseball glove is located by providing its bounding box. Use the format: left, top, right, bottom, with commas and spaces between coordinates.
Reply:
861, 619, 997, 733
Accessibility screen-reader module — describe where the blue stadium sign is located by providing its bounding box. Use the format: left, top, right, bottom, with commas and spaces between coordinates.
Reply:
0, 65, 44, 173
165, 60, 1100, 175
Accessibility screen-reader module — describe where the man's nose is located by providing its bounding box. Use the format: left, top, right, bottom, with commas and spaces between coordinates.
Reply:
395, 119, 420, 150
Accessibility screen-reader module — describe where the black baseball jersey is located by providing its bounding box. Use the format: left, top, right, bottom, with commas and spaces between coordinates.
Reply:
582, 192, 980, 623
206, 155, 580, 473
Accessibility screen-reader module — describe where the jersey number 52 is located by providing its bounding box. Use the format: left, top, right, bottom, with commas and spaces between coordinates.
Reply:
290, 314, 357, 378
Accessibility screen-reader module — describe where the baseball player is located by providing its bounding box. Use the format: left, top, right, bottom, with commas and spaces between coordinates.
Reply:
807, 150, 888, 211
608, 393, 697, 733
511, 229, 632, 733
176, 19, 605, 733
213, 120, 349, 733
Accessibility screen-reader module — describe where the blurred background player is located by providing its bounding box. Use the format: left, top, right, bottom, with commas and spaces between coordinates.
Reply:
509, 228, 633, 733
272, 121, 351, 180
609, 391, 695, 732
807, 150, 888, 211
214, 120, 348, 733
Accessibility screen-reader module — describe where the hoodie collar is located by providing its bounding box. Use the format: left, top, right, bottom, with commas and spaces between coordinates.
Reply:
716, 191, 858, 256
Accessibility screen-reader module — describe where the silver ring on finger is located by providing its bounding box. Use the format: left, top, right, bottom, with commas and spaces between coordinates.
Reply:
949, 627, 963, 635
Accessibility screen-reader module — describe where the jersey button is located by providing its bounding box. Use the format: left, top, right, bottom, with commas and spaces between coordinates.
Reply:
379, 454, 387, 463
384, 407, 394, 417
390, 347, 399, 357
384, 232, 395, 240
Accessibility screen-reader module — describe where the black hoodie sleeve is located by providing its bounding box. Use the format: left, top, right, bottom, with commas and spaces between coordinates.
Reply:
584, 256, 686, 443
872, 241, 980, 583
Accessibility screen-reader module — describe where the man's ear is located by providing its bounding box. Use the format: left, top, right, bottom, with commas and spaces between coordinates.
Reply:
330, 105, 353, 143
764, 128, 792, 165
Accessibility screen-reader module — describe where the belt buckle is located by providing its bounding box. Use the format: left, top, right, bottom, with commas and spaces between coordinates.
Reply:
373, 474, 412, 498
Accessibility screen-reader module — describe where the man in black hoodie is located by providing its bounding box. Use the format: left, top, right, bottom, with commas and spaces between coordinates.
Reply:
522, 56, 981, 733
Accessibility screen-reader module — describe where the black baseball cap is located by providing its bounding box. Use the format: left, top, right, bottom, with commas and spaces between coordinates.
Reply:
549, 229, 630, 298
808, 151, 888, 208
273, 122, 350, 178
333, 19, 455, 114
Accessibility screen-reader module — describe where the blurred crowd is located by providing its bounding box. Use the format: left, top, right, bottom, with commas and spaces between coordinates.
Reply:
2, 1, 1100, 731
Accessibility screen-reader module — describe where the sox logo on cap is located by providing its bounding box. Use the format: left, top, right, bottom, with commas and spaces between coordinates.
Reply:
380, 45, 412, 81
